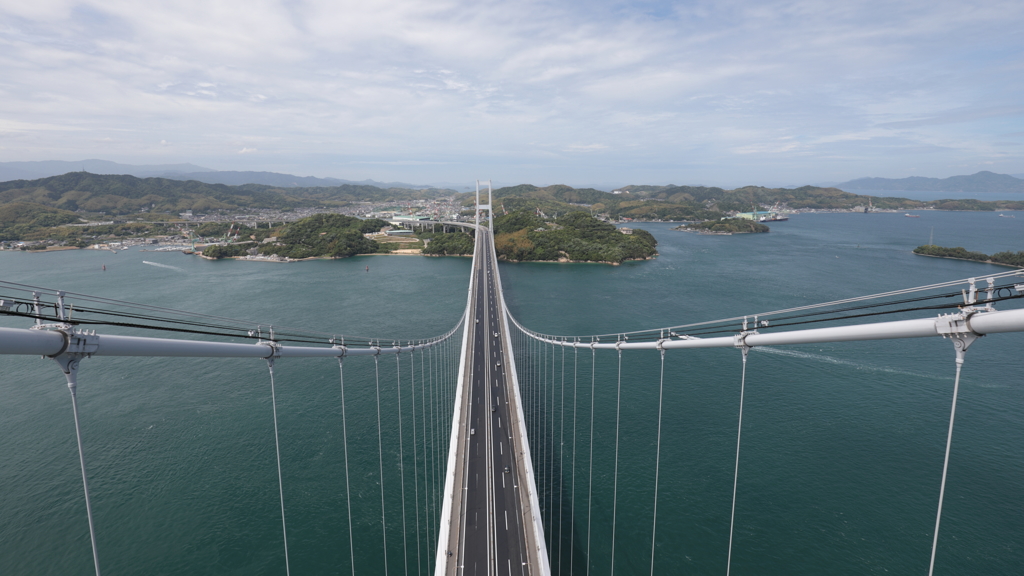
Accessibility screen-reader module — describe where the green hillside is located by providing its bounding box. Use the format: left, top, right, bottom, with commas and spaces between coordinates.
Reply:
475, 182, 1024, 221
0, 172, 454, 216
0, 202, 82, 241
492, 210, 657, 264
202, 214, 389, 260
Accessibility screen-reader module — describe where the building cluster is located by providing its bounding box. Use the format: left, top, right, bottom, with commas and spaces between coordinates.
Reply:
172, 196, 465, 225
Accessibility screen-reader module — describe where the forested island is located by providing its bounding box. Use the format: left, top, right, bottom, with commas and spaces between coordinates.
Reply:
201, 214, 390, 260
198, 210, 656, 265
673, 219, 769, 234
489, 210, 656, 264
913, 244, 1024, 268
385, 211, 656, 264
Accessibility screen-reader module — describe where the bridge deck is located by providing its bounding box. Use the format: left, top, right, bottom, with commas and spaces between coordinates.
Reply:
438, 228, 548, 576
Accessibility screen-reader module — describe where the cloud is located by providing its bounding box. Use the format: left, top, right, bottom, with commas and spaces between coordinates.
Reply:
0, 0, 1021, 185
876, 105, 1024, 129
564, 144, 609, 152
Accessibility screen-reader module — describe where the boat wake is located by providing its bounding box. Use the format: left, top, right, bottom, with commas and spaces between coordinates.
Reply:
142, 261, 184, 272
754, 346, 949, 380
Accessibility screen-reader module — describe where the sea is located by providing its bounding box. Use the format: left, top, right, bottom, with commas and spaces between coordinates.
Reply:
1, 209, 1022, 575
848, 188, 1024, 202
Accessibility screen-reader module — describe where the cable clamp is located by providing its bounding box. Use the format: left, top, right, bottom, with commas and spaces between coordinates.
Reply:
936, 312, 980, 364
935, 312, 980, 338
257, 339, 281, 359
44, 328, 99, 359
733, 330, 757, 349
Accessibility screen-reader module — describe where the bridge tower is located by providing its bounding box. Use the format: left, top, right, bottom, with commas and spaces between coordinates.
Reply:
475, 180, 493, 230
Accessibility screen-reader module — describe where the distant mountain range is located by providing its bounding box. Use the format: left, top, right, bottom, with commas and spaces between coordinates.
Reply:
3, 160, 1023, 195
837, 171, 1024, 193
154, 171, 440, 190
0, 160, 442, 190
0, 160, 215, 181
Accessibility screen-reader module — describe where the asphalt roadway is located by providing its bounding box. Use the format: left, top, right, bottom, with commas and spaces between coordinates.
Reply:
456, 230, 533, 576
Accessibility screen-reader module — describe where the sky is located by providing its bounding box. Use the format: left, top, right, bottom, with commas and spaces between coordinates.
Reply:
1, 0, 1022, 189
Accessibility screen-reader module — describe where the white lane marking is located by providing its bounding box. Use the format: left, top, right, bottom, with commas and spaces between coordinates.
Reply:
500, 441, 503, 454
498, 417, 502, 429
505, 511, 508, 531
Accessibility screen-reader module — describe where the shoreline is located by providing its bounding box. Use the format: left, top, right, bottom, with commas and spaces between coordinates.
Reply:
912, 252, 1022, 269
495, 254, 656, 265
193, 250, 652, 265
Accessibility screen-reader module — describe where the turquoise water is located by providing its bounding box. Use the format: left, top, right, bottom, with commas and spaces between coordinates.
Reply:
1, 210, 1023, 574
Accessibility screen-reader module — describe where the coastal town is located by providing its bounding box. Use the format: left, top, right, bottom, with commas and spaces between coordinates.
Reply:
0, 191, 931, 253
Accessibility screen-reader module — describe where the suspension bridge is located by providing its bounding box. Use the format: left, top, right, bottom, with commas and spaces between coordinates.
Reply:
2, 183, 1024, 575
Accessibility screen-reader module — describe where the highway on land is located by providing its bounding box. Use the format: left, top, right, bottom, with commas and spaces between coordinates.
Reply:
448, 229, 535, 576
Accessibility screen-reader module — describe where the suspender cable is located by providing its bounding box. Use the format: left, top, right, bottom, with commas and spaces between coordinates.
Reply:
434, 337, 441, 531
570, 341, 579, 576
410, 349, 422, 576
373, 354, 390, 576
266, 360, 291, 576
549, 340, 556, 552
437, 338, 443, 528
542, 339, 547, 535
420, 344, 432, 557
649, 346, 666, 576
449, 334, 455, 431
928, 347, 969, 576
395, 351, 410, 576
527, 333, 532, 454
426, 341, 435, 543
610, 345, 623, 576
338, 358, 356, 576
533, 335, 539, 509
537, 335, 541, 473
64, 369, 102, 576
726, 348, 749, 576
558, 342, 566, 572
430, 338, 438, 539
586, 343, 596, 576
